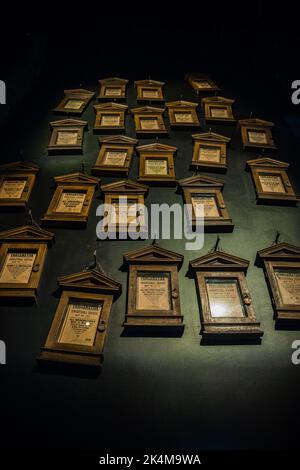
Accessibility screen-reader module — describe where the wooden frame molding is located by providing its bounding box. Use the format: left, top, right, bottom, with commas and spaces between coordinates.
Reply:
97, 77, 128, 101
93, 102, 128, 133
0, 161, 39, 210
37, 268, 121, 368
0, 225, 54, 301
91, 135, 138, 177
136, 142, 177, 186
178, 175, 234, 232
130, 106, 168, 137
256, 242, 300, 326
41, 172, 100, 227
238, 118, 276, 151
123, 243, 184, 333
53, 88, 95, 115
202, 96, 235, 124
190, 132, 231, 173
246, 157, 298, 205
48, 119, 88, 154
190, 250, 263, 343
134, 79, 165, 103
166, 100, 201, 129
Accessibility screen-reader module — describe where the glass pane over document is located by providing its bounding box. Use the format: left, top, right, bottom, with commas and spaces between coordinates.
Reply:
274, 268, 300, 306
206, 278, 246, 318
0, 251, 36, 284
136, 271, 171, 311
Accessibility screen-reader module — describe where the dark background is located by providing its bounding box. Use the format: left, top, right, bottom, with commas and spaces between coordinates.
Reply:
0, 5, 300, 459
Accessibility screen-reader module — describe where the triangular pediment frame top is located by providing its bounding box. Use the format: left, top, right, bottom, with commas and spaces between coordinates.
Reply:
190, 250, 249, 272
99, 135, 138, 146
124, 243, 183, 265
136, 143, 177, 154
178, 174, 224, 189
134, 79, 165, 87
54, 172, 100, 186
131, 106, 165, 114
202, 96, 235, 105
246, 157, 289, 170
0, 161, 39, 174
64, 88, 95, 98
101, 179, 148, 194
58, 269, 121, 295
257, 242, 300, 262
192, 132, 231, 144
0, 225, 54, 244
166, 100, 198, 109
238, 118, 274, 127
50, 119, 88, 128
99, 77, 129, 85
94, 102, 128, 111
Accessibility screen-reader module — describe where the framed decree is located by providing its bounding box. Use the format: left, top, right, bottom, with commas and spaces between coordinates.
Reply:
256, 242, 300, 325
130, 106, 168, 137
53, 88, 95, 115
91, 135, 138, 177
246, 157, 298, 205
136, 143, 177, 185
166, 101, 201, 129
190, 250, 263, 343
123, 243, 184, 332
134, 79, 165, 103
202, 96, 235, 124
37, 268, 121, 368
0, 225, 54, 301
93, 102, 127, 133
190, 132, 231, 173
185, 73, 221, 94
179, 175, 234, 232
238, 118, 276, 151
100, 179, 148, 236
97, 77, 128, 101
41, 172, 100, 227
0, 161, 39, 210
48, 119, 88, 154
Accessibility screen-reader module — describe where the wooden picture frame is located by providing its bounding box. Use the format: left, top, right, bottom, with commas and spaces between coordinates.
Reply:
134, 79, 165, 103
123, 243, 184, 332
178, 175, 234, 232
190, 132, 231, 173
246, 157, 298, 205
37, 268, 121, 368
190, 250, 263, 343
48, 119, 88, 154
136, 143, 177, 185
53, 88, 95, 115
0, 225, 54, 301
202, 96, 235, 124
91, 135, 138, 177
97, 77, 128, 101
166, 100, 201, 129
100, 179, 148, 236
130, 106, 168, 137
0, 161, 39, 210
41, 172, 100, 227
185, 73, 221, 94
238, 118, 276, 151
256, 242, 300, 326
93, 102, 128, 133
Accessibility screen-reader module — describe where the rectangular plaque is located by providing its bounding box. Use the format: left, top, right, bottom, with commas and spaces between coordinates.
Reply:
192, 196, 219, 217
0, 180, 26, 199
274, 268, 300, 305
56, 191, 86, 213
103, 151, 127, 166
211, 107, 228, 118
206, 278, 245, 318
259, 174, 285, 193
111, 198, 138, 224
101, 114, 120, 126
136, 272, 171, 310
105, 87, 122, 96
56, 131, 78, 145
142, 88, 159, 98
248, 130, 267, 144
0, 252, 36, 284
145, 159, 168, 175
174, 112, 193, 123
64, 99, 84, 110
199, 146, 221, 162
194, 80, 211, 89
140, 118, 159, 130
58, 301, 103, 346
